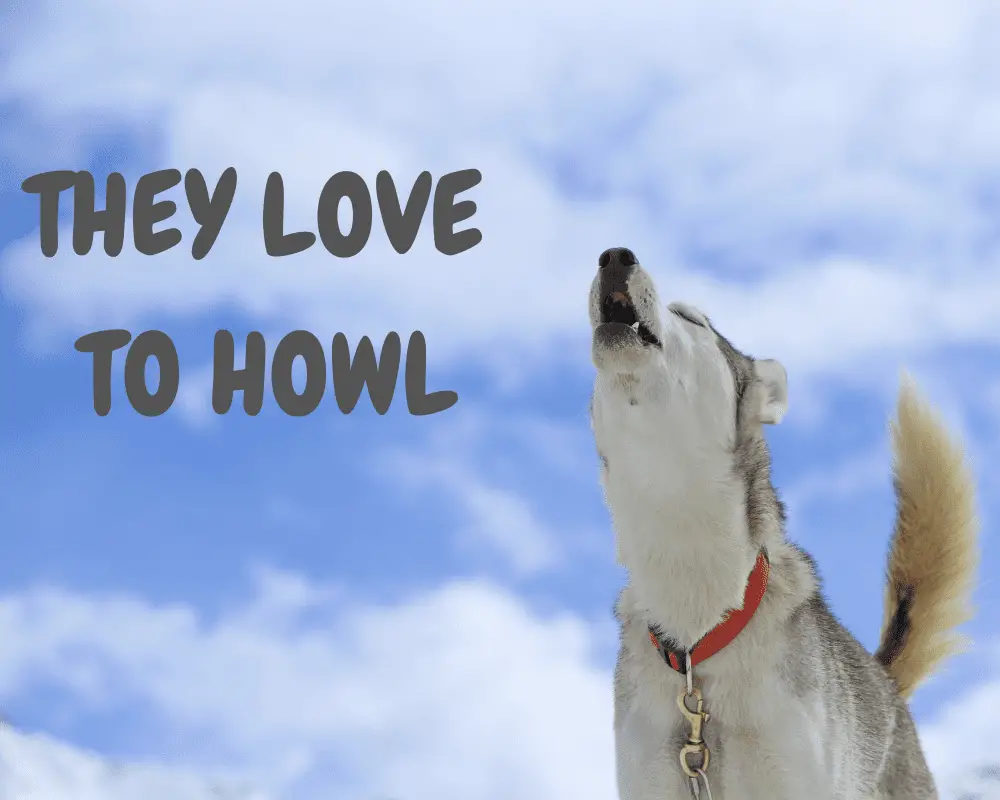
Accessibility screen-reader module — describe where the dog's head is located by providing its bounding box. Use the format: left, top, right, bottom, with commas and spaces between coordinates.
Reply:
588, 247, 787, 533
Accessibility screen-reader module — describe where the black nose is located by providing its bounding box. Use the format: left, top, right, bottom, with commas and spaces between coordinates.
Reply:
598, 247, 637, 269
597, 247, 637, 308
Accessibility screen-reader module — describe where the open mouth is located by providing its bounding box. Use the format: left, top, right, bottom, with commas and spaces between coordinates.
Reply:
599, 292, 661, 347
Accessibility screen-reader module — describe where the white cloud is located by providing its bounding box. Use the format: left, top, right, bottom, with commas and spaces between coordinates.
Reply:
780, 443, 888, 505
0, 573, 616, 800
0, 725, 268, 800
0, 573, 996, 800
378, 404, 609, 575
2, 3, 1000, 797
172, 359, 217, 427
391, 449, 561, 574
920, 643, 1000, 800
5, 0, 1000, 386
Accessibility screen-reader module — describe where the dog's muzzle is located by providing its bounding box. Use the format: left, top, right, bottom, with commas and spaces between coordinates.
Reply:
595, 248, 660, 347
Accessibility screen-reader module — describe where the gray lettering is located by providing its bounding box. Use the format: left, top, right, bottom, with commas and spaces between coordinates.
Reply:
377, 170, 431, 254
405, 330, 457, 415
21, 170, 77, 257
74, 329, 132, 416
433, 169, 482, 255
133, 168, 182, 256
186, 168, 237, 259
263, 172, 315, 256
213, 330, 266, 415
330, 332, 400, 414
271, 331, 326, 416
317, 171, 372, 258
71, 171, 128, 256
124, 330, 179, 416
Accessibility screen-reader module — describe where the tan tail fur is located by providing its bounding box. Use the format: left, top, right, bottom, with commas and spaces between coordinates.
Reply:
874, 372, 979, 699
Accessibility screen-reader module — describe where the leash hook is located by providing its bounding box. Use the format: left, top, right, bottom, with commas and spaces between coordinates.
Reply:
677, 654, 714, 799
677, 686, 711, 777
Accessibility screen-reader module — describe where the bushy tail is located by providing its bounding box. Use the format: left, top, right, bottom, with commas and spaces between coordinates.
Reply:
874, 373, 979, 699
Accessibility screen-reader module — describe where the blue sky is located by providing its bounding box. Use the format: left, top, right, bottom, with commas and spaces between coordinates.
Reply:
1, 2, 999, 799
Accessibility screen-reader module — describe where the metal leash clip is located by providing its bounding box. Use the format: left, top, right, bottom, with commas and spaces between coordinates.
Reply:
677, 654, 714, 800
677, 686, 710, 777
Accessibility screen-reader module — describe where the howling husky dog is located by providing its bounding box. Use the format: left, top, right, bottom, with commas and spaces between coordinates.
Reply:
588, 248, 979, 800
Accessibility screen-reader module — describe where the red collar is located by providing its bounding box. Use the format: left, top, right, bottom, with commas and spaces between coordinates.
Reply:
648, 549, 770, 674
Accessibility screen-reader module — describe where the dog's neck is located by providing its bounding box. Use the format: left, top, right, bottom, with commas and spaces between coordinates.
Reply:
613, 491, 760, 648
603, 432, 762, 649
594, 368, 781, 649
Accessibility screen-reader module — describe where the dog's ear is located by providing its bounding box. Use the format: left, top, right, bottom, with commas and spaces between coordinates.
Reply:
755, 359, 787, 425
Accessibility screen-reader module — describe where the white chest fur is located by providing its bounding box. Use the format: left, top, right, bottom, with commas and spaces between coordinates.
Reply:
613, 610, 864, 800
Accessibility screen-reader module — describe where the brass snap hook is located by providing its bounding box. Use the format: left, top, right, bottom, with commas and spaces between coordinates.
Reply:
677, 688, 711, 779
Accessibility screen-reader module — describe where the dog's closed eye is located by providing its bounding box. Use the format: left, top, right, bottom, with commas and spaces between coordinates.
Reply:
669, 304, 707, 328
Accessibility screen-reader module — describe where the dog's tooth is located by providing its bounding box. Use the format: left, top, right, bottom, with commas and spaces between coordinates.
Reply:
631, 322, 641, 331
